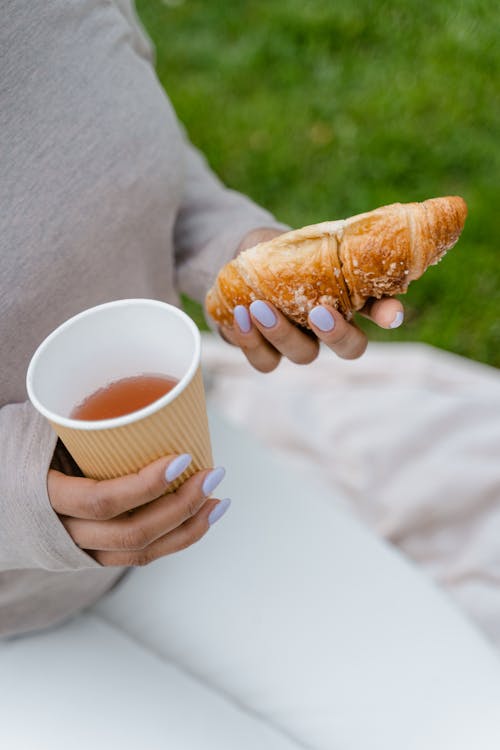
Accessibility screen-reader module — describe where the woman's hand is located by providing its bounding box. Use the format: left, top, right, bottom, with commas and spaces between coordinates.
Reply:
218, 228, 405, 372
48, 454, 229, 566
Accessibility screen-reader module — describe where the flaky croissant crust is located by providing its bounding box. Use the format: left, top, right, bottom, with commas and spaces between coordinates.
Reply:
206, 196, 467, 328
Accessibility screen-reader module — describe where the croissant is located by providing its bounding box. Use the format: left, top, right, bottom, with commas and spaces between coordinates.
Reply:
206, 196, 467, 327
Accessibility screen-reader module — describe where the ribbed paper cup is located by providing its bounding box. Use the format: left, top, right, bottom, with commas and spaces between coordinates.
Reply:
26, 299, 212, 489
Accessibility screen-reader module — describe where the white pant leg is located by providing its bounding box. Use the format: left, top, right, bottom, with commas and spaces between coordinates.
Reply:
93, 411, 500, 750
0, 613, 301, 750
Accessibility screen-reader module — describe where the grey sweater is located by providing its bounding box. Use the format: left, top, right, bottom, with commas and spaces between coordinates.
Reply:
0, 0, 284, 637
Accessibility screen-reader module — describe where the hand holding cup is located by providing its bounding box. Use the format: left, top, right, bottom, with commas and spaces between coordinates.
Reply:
48, 454, 229, 566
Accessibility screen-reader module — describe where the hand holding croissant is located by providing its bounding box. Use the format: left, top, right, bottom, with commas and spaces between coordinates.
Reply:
206, 196, 467, 328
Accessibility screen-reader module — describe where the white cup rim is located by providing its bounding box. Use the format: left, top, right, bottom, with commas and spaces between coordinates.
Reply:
26, 299, 201, 431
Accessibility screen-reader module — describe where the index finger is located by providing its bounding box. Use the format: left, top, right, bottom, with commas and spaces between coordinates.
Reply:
48, 453, 193, 520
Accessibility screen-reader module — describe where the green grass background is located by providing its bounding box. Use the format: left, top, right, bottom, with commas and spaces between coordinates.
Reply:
136, 0, 499, 367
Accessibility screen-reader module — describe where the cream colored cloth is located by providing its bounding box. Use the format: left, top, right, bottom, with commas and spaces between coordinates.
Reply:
202, 335, 500, 647
4, 411, 500, 748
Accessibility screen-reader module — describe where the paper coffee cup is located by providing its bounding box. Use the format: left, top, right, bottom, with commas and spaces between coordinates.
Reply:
26, 299, 213, 488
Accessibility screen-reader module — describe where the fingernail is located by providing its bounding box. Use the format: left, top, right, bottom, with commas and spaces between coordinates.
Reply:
165, 453, 192, 482
202, 466, 226, 496
389, 311, 404, 329
234, 305, 251, 333
249, 300, 277, 328
209, 498, 231, 526
309, 305, 335, 332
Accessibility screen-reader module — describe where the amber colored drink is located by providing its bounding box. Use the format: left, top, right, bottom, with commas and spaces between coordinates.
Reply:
71, 373, 179, 421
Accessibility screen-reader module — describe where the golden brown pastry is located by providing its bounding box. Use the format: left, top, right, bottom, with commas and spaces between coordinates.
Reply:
205, 196, 467, 327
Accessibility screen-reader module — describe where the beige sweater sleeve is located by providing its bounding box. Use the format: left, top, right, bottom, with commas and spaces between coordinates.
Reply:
173, 137, 289, 304
0, 144, 287, 577
0, 402, 100, 572
0, 139, 287, 579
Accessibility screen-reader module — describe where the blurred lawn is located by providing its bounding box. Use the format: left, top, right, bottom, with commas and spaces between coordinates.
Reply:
136, 0, 499, 367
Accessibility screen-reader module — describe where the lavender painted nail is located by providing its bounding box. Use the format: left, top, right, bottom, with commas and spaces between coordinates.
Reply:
202, 466, 226, 496
208, 498, 231, 526
309, 306, 335, 332
165, 454, 192, 483
249, 300, 277, 328
389, 311, 404, 329
234, 305, 251, 333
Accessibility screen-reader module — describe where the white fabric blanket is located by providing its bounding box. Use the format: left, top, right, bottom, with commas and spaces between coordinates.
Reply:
202, 334, 500, 648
